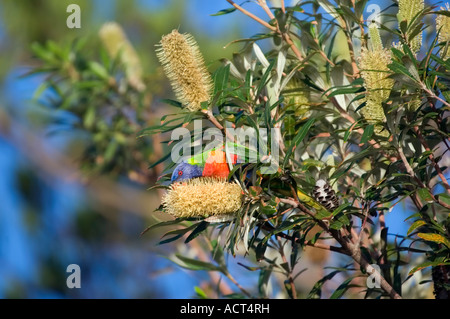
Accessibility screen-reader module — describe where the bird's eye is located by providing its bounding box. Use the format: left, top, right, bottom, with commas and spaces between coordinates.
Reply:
178, 171, 183, 176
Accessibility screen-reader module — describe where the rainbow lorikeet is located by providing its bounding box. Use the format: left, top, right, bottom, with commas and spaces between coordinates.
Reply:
170, 143, 251, 183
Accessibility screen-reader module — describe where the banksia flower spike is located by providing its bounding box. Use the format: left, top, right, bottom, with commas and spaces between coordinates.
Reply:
358, 24, 394, 137
437, 3, 450, 60
99, 22, 145, 91
397, 0, 424, 54
162, 178, 243, 218
156, 30, 213, 112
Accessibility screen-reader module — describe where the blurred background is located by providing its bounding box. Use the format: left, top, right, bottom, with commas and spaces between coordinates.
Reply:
0, 0, 279, 299
0, 0, 422, 299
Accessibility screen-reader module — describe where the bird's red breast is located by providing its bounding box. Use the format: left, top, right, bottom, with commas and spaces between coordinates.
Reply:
202, 149, 237, 179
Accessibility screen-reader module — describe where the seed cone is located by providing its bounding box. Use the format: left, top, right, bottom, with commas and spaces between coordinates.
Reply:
99, 22, 145, 91
156, 30, 213, 112
437, 3, 450, 60
312, 179, 339, 212
162, 178, 243, 218
397, 0, 424, 54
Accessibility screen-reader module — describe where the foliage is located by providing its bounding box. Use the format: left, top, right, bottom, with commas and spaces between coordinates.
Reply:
28, 36, 155, 176
143, 0, 450, 299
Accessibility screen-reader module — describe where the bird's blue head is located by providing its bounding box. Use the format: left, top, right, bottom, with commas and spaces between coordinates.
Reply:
171, 162, 203, 183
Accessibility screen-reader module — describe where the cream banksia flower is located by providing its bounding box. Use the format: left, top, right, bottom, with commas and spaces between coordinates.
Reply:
437, 3, 450, 60
358, 25, 394, 137
156, 30, 213, 112
99, 22, 145, 91
397, 0, 424, 54
162, 178, 243, 218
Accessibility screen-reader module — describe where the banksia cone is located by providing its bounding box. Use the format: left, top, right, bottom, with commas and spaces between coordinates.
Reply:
359, 25, 393, 137
312, 179, 339, 212
99, 22, 145, 91
397, 0, 424, 54
437, 3, 450, 60
162, 178, 243, 218
156, 30, 213, 112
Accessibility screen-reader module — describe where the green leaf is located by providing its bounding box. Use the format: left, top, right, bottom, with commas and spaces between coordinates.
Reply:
194, 286, 208, 299
407, 220, 426, 236
88, 61, 109, 80
437, 193, 450, 206
283, 118, 315, 168
174, 254, 223, 272
185, 221, 209, 244
307, 270, 340, 299
417, 233, 450, 248
160, 98, 183, 108
417, 188, 435, 203
159, 223, 199, 245
255, 240, 269, 262
210, 7, 237, 16
330, 276, 356, 299
408, 261, 450, 276
258, 266, 273, 298
360, 125, 374, 144
211, 240, 226, 268
140, 218, 188, 236
256, 59, 276, 98
327, 86, 363, 98
332, 202, 351, 216
212, 64, 230, 105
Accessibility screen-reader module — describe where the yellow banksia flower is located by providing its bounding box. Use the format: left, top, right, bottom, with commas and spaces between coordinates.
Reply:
283, 77, 310, 118
156, 30, 213, 112
437, 3, 450, 60
99, 22, 145, 91
359, 26, 394, 138
397, 0, 424, 54
162, 178, 243, 218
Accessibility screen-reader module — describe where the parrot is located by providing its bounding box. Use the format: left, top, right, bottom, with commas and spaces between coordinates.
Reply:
171, 162, 203, 182
170, 143, 253, 183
